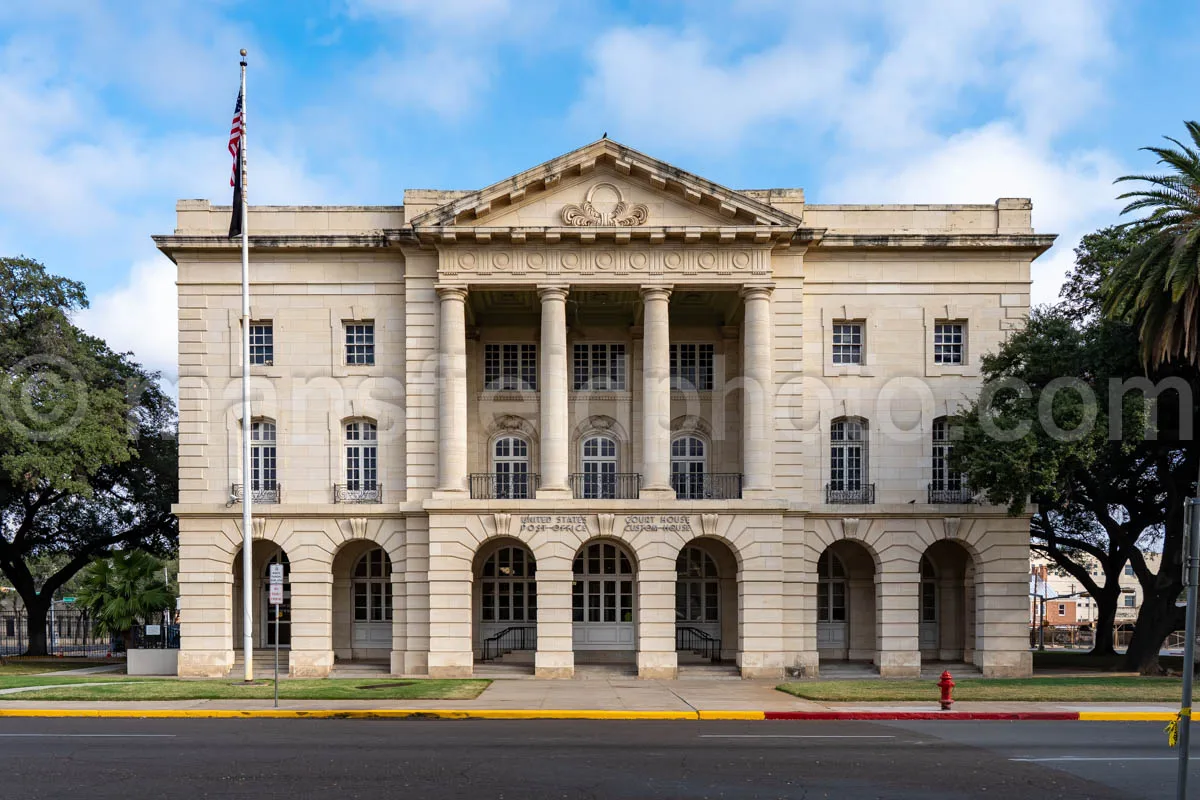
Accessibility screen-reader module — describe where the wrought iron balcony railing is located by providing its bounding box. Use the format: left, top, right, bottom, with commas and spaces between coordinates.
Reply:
825, 483, 876, 505
231, 482, 280, 504
569, 473, 641, 499
469, 473, 540, 500
670, 473, 743, 500
333, 483, 383, 504
928, 485, 976, 504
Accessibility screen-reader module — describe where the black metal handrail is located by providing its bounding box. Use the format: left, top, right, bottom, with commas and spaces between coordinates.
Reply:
928, 485, 975, 504
671, 473, 743, 500
481, 625, 537, 661
469, 473, 540, 500
333, 483, 383, 503
825, 483, 876, 504
569, 473, 641, 499
676, 626, 722, 662
231, 482, 280, 504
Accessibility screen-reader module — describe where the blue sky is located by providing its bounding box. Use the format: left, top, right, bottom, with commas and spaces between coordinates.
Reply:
1, 0, 1198, 393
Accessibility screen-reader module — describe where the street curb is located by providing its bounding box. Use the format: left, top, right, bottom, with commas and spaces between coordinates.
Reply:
0, 708, 1178, 721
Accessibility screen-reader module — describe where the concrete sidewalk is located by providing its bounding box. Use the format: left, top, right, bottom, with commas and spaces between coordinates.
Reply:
0, 677, 1182, 720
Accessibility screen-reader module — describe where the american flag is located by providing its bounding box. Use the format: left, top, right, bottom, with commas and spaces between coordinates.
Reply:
229, 88, 244, 187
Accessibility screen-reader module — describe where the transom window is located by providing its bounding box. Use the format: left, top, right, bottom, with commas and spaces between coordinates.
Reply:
345, 420, 378, 492
831, 322, 863, 365
933, 321, 966, 365
480, 546, 537, 623
580, 435, 618, 499
830, 418, 867, 491
573, 343, 626, 391
675, 546, 719, 623
670, 343, 715, 391
670, 435, 706, 500
485, 343, 538, 390
817, 551, 846, 623
492, 436, 531, 499
249, 419, 277, 490
345, 322, 376, 366
249, 321, 274, 366
353, 548, 392, 623
572, 542, 634, 623
931, 417, 964, 492
921, 555, 937, 623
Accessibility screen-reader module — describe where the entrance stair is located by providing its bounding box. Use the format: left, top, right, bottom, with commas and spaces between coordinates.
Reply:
226, 649, 288, 679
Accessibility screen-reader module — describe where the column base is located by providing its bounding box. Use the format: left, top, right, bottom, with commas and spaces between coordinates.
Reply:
877, 651, 921, 678
177, 650, 234, 678
978, 650, 1032, 678
738, 651, 784, 679
535, 487, 573, 500
740, 488, 775, 501
783, 651, 821, 679
289, 650, 333, 678
401, 650, 429, 676
431, 489, 469, 500
639, 487, 676, 501
535, 650, 575, 679
636, 651, 678, 679
428, 651, 474, 678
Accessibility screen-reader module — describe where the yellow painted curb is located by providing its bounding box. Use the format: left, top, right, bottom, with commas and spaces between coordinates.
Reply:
1077, 711, 1176, 722
698, 710, 766, 720
0, 708, 700, 721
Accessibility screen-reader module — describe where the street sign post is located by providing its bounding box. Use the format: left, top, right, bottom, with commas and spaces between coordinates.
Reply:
268, 580, 282, 707
1176, 497, 1200, 800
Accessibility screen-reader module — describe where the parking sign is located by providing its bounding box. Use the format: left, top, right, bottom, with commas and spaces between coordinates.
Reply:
268, 583, 284, 605
268, 563, 284, 585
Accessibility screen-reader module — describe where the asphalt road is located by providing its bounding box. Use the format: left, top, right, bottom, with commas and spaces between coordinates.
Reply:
0, 718, 1195, 799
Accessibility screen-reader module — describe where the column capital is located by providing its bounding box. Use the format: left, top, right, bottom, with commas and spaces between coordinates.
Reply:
740, 283, 775, 301
536, 284, 570, 302
639, 285, 673, 302
435, 284, 469, 302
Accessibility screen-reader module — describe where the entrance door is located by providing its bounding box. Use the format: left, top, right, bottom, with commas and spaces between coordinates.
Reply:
572, 542, 635, 650
919, 556, 938, 655
352, 548, 392, 652
816, 550, 848, 659
263, 551, 291, 647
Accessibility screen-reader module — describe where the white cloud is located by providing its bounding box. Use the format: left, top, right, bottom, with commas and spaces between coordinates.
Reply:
77, 257, 179, 382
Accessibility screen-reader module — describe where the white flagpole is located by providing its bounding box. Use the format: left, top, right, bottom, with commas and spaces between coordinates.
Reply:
238, 49, 254, 682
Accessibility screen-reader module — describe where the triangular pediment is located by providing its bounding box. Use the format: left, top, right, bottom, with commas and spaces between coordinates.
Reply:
407, 138, 803, 231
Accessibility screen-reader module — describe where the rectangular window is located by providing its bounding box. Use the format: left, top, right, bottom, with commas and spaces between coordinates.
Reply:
921, 582, 937, 623
669, 343, 715, 391
345, 322, 375, 366
1057, 604, 1066, 616
249, 321, 273, 366
933, 321, 966, 365
484, 343, 538, 390
831, 322, 863, 365
572, 343, 626, 391
1124, 595, 1136, 607
1124, 564, 1134, 576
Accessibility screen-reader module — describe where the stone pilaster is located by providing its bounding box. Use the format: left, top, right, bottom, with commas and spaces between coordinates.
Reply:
287, 553, 333, 678
975, 574, 1034, 677
537, 285, 571, 498
534, 555, 575, 678
639, 286, 674, 498
741, 284, 775, 498
875, 566, 921, 678
435, 285, 468, 496
176, 536, 235, 677
635, 554, 678, 678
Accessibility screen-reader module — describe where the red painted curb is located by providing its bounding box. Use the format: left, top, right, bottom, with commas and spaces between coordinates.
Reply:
762, 711, 1081, 721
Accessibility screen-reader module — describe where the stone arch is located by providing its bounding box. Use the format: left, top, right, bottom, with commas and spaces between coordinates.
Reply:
670, 414, 713, 438
471, 537, 538, 661
571, 537, 639, 659
675, 536, 739, 661
919, 537, 978, 664
814, 538, 877, 664
231, 539, 291, 650
331, 540, 394, 662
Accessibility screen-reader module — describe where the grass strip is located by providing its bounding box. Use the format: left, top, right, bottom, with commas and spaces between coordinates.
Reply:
777, 676, 1182, 703
2, 678, 491, 702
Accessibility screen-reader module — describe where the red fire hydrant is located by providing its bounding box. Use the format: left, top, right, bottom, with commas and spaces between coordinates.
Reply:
938, 670, 955, 710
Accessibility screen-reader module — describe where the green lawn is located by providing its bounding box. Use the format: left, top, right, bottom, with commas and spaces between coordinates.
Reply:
778, 677, 1183, 703
2, 678, 491, 702
0, 660, 118, 677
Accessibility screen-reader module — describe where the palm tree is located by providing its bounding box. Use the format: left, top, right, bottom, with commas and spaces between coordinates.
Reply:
1103, 120, 1200, 367
76, 550, 173, 651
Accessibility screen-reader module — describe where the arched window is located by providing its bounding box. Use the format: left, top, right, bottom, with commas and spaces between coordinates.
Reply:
675, 546, 719, 623
931, 417, 968, 501
345, 420, 378, 492
572, 542, 634, 623
492, 436, 531, 499
480, 545, 537, 623
353, 548, 393, 624
830, 418, 867, 491
249, 419, 277, 491
580, 435, 618, 499
920, 555, 937, 623
817, 550, 846, 623
670, 435, 707, 499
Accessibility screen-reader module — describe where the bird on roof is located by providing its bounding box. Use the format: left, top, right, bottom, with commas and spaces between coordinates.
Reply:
602, 132, 608, 139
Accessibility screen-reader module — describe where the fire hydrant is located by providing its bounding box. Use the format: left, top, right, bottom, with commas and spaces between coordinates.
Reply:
938, 670, 955, 710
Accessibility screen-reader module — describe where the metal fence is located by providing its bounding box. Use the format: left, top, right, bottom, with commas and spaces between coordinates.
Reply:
130, 624, 180, 650
2, 611, 120, 657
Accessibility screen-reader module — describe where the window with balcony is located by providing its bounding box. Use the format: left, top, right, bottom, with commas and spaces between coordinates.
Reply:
249, 321, 273, 366
670, 435, 706, 499
345, 420, 378, 492
484, 343, 538, 391
572, 343, 626, 391
933, 321, 966, 365
930, 416, 971, 502
828, 417, 872, 503
345, 321, 375, 366
235, 418, 279, 503
580, 435, 618, 499
670, 343, 714, 391
831, 321, 863, 365
492, 436, 532, 499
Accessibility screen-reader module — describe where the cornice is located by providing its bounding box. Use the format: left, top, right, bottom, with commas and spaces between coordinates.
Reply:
816, 233, 1057, 254
154, 233, 391, 262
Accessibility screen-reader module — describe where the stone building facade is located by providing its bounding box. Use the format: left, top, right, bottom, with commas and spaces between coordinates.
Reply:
159, 139, 1052, 680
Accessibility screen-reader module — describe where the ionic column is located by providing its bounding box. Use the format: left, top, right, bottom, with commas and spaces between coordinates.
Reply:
436, 285, 468, 494
640, 286, 674, 498
741, 284, 775, 496
537, 285, 571, 498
